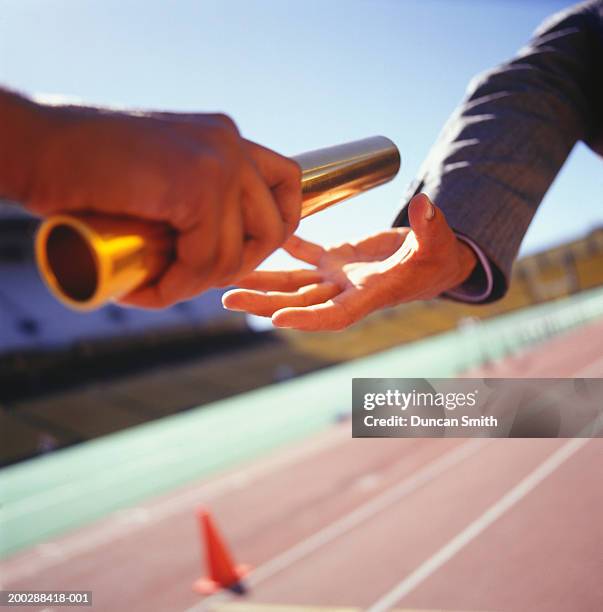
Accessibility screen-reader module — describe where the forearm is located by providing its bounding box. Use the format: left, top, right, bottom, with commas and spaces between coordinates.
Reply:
396, 1, 603, 301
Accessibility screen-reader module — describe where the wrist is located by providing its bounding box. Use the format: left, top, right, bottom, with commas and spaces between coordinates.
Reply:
453, 238, 478, 286
0, 89, 58, 203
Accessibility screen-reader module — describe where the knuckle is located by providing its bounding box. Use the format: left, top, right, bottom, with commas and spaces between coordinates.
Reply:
285, 220, 299, 238
274, 222, 287, 246
270, 231, 287, 255
223, 259, 243, 282
413, 243, 442, 267
287, 159, 302, 182
215, 251, 243, 284
196, 151, 225, 182
259, 221, 286, 252
208, 113, 240, 136
179, 249, 218, 282
193, 253, 218, 277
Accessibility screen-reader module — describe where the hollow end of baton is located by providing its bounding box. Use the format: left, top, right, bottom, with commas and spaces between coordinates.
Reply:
35, 214, 174, 311
36, 136, 400, 311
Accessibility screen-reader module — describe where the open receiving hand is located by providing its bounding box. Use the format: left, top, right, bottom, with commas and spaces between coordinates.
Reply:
222, 194, 477, 331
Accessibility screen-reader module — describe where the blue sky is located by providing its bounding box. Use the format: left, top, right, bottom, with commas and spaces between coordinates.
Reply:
2, 0, 601, 272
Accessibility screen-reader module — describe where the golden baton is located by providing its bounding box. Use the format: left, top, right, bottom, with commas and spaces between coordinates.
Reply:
35, 135, 400, 311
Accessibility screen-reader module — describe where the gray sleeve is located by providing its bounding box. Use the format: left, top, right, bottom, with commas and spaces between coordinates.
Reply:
394, 0, 603, 302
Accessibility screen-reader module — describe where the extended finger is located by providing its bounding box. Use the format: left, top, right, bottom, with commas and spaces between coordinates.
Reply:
283, 235, 325, 265
222, 282, 340, 317
352, 228, 410, 259
234, 268, 324, 291
271, 286, 379, 331
271, 301, 353, 331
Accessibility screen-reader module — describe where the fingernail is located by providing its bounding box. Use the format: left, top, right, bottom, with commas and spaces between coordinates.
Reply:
424, 199, 435, 220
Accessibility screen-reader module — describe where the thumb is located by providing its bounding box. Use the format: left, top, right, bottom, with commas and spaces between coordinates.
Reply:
407, 193, 451, 245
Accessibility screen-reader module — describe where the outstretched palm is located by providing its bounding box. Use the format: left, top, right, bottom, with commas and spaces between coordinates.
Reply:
223, 194, 476, 331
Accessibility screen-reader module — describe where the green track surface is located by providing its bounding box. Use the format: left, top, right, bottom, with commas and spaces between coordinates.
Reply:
2, 286, 603, 558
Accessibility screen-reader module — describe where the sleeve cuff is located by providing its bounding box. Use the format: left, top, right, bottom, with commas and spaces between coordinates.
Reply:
444, 234, 494, 303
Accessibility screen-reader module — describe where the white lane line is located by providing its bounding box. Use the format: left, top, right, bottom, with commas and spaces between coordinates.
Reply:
0, 425, 351, 584
183, 439, 487, 612
187, 352, 603, 611
365, 435, 593, 612
364, 351, 603, 611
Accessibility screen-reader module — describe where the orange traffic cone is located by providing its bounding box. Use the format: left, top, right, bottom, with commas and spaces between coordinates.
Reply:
193, 507, 251, 595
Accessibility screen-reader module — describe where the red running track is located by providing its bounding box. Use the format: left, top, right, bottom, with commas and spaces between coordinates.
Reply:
2, 318, 602, 612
